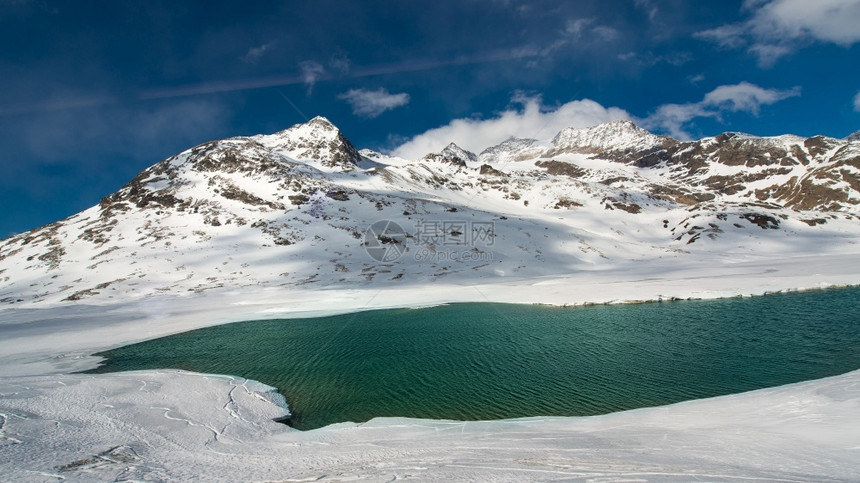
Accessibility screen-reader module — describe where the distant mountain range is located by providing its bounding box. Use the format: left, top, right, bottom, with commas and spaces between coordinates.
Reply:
1, 117, 858, 305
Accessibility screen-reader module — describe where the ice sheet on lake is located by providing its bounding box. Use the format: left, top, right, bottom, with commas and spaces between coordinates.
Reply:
1, 252, 859, 480
1, 368, 859, 481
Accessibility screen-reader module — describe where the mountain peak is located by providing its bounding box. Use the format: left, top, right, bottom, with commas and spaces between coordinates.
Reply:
421, 142, 477, 167
306, 116, 337, 131
846, 130, 860, 142
478, 137, 545, 165
441, 143, 478, 164
600, 119, 638, 129
266, 116, 341, 139
257, 116, 360, 170
571, 119, 654, 138
550, 120, 675, 156
714, 131, 759, 142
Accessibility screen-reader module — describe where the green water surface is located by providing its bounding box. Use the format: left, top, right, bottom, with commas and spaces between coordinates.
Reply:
87, 287, 860, 430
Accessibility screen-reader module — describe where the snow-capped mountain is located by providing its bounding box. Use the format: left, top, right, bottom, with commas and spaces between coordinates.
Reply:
421, 142, 476, 168
441, 142, 478, 164
477, 137, 545, 165
549, 119, 673, 156
253, 116, 362, 170
1, 117, 858, 306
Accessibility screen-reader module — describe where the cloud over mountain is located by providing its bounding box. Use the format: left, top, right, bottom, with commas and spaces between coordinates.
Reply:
338, 88, 410, 118
393, 95, 628, 159
643, 82, 801, 140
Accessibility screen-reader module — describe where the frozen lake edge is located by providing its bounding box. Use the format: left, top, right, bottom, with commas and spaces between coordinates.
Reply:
2, 254, 860, 481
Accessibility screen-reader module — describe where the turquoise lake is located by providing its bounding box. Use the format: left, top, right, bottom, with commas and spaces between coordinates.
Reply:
87, 287, 860, 430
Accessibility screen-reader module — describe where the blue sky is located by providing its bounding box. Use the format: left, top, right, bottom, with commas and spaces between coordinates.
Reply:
1, 0, 858, 236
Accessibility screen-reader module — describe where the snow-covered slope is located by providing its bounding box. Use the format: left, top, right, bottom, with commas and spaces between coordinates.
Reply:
1, 117, 858, 307
2, 368, 859, 481
1, 117, 859, 481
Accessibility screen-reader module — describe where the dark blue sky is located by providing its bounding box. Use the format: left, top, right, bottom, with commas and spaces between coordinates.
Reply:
1, 0, 858, 236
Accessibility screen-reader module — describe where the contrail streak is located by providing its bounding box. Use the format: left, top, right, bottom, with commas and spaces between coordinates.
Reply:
0, 47, 538, 116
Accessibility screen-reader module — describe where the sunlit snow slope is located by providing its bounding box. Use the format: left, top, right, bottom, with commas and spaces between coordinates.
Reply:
1, 117, 858, 306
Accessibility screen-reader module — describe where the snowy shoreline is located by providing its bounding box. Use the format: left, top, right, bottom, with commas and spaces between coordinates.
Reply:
3, 366, 860, 480
2, 254, 860, 480
2, 101, 859, 480
4, 251, 860, 375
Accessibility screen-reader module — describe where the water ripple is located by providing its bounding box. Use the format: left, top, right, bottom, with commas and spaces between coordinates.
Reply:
87, 287, 860, 430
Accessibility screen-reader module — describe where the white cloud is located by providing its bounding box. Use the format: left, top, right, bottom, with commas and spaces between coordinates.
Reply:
299, 61, 325, 94
562, 18, 619, 43
392, 83, 800, 160
392, 95, 629, 159
697, 0, 860, 66
697, 24, 747, 49
644, 104, 711, 140
643, 82, 800, 139
240, 41, 275, 64
634, 0, 659, 21
854, 91, 860, 111
617, 51, 692, 67
592, 25, 620, 42
338, 88, 410, 118
329, 50, 351, 74
689, 74, 706, 84
703, 82, 800, 114
564, 18, 593, 39
745, 43, 793, 66
750, 0, 860, 45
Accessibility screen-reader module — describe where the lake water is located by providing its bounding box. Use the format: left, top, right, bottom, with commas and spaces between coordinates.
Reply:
87, 287, 860, 430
